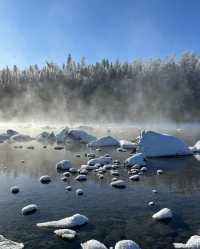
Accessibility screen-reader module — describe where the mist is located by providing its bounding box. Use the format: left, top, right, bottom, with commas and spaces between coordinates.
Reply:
0, 52, 199, 125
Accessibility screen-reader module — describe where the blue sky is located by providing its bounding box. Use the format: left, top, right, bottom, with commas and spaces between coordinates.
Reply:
0, 0, 200, 68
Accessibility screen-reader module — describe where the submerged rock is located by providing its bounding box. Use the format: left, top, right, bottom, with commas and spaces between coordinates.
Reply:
111, 180, 126, 188
54, 229, 76, 240
115, 240, 141, 249
173, 235, 200, 248
37, 213, 88, 228
138, 130, 192, 157
0, 235, 24, 249
56, 160, 72, 170
81, 239, 108, 249
88, 136, 120, 147
152, 208, 173, 220
22, 204, 38, 215
125, 153, 146, 167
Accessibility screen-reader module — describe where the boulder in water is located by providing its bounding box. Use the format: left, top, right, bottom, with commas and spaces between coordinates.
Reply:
56, 160, 72, 170
54, 229, 76, 240
138, 130, 192, 157
81, 239, 108, 249
115, 240, 141, 249
173, 235, 200, 249
22, 204, 38, 215
152, 208, 173, 220
37, 213, 88, 228
88, 136, 119, 147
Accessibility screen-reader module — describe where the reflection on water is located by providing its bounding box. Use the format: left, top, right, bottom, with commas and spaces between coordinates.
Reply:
0, 125, 200, 249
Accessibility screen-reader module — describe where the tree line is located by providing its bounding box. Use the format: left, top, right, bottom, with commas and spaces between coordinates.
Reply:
0, 52, 199, 122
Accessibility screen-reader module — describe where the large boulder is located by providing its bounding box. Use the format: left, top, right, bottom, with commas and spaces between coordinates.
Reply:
88, 136, 120, 147
138, 131, 192, 157
68, 129, 96, 144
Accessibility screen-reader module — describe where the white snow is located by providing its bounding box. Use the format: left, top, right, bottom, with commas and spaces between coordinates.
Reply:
88, 136, 120, 147
0, 235, 24, 249
37, 213, 88, 228
88, 156, 112, 166
22, 204, 38, 215
115, 240, 141, 249
68, 129, 96, 143
152, 208, 173, 220
54, 229, 76, 240
125, 153, 146, 167
138, 130, 192, 157
56, 160, 72, 170
81, 239, 108, 249
119, 140, 137, 149
110, 180, 126, 188
173, 235, 200, 249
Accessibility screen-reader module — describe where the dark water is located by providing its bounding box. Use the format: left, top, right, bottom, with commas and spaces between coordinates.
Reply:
0, 125, 200, 249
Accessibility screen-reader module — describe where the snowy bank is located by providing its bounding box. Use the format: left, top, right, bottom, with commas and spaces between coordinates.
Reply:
138, 130, 192, 157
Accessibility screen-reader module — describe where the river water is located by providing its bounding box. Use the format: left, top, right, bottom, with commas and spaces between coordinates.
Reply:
0, 124, 200, 249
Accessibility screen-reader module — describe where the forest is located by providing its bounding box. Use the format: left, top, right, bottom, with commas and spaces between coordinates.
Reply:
0, 52, 199, 123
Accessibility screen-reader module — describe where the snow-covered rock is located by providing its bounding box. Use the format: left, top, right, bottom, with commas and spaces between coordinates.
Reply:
22, 204, 38, 215
88, 136, 120, 147
37, 131, 56, 142
10, 186, 20, 194
40, 175, 51, 183
129, 175, 140, 181
190, 141, 200, 153
56, 127, 69, 143
81, 239, 108, 249
152, 208, 173, 220
115, 240, 141, 249
76, 189, 84, 195
138, 130, 192, 157
54, 229, 76, 240
11, 134, 33, 142
120, 140, 137, 149
173, 235, 200, 249
0, 235, 24, 249
88, 156, 112, 166
37, 213, 88, 228
68, 129, 96, 143
75, 174, 87, 181
56, 160, 72, 170
110, 180, 126, 188
125, 153, 146, 167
